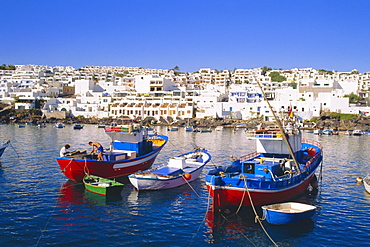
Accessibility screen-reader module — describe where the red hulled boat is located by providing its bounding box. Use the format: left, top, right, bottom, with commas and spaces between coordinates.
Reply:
205, 126, 323, 209
56, 125, 168, 182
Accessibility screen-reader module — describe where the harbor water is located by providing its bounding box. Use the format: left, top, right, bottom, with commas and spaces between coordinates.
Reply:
0, 124, 369, 246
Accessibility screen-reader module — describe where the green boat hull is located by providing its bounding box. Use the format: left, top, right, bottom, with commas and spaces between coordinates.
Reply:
83, 175, 124, 196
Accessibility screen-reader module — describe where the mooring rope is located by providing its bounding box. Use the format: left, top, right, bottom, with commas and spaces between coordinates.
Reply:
9, 142, 20, 158
197, 176, 257, 246
83, 158, 89, 175
188, 182, 213, 245
35, 180, 65, 247
158, 130, 182, 153
61, 158, 74, 172
181, 174, 201, 198
242, 176, 279, 247
219, 213, 258, 247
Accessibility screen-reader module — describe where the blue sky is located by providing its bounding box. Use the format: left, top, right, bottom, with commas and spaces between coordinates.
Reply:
1, 0, 369, 72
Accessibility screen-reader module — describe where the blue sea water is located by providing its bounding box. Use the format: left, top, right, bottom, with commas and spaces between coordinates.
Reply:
0, 124, 369, 246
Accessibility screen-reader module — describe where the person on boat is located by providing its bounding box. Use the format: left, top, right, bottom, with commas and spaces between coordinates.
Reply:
60, 144, 70, 157
89, 142, 104, 161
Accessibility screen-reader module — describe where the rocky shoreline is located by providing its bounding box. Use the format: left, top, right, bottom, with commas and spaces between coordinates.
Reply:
1, 104, 370, 131
2, 114, 370, 132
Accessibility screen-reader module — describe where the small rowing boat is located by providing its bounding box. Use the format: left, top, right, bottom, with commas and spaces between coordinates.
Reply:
363, 175, 370, 193
83, 175, 124, 196
129, 148, 211, 190
73, 124, 84, 129
54, 123, 64, 128
262, 202, 317, 225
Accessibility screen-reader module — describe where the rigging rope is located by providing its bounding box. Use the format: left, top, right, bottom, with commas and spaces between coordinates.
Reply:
181, 174, 201, 198
35, 180, 65, 247
242, 176, 279, 247
9, 142, 20, 158
199, 176, 257, 246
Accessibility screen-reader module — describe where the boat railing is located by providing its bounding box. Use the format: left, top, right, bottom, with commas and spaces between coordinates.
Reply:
246, 130, 283, 139
147, 135, 167, 146
105, 125, 142, 133
239, 151, 259, 162
302, 138, 323, 149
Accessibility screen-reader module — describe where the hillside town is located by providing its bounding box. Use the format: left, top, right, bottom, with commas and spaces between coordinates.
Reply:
0, 64, 370, 128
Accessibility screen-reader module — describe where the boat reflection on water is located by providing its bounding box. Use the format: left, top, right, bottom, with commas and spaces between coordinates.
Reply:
84, 189, 123, 203
205, 207, 315, 245
58, 179, 125, 205
125, 182, 198, 207
56, 180, 86, 230
58, 180, 85, 204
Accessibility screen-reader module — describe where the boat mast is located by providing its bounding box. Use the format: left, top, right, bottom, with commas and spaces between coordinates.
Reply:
256, 80, 301, 174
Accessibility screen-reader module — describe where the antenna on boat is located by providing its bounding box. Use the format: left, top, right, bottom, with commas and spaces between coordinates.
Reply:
256, 80, 301, 174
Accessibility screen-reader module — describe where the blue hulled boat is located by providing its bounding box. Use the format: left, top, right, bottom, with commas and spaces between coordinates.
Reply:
262, 202, 317, 225
206, 125, 323, 208
0, 140, 10, 157
73, 124, 84, 129
205, 81, 323, 209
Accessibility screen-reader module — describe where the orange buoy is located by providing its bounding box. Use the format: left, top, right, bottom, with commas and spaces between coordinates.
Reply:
356, 177, 363, 183
184, 173, 192, 180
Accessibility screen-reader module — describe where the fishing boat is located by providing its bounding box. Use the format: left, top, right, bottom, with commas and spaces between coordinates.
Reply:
215, 126, 224, 131
167, 126, 179, 131
54, 123, 65, 128
205, 126, 323, 208
37, 123, 46, 128
205, 81, 323, 209
262, 202, 317, 225
56, 124, 168, 182
0, 140, 10, 157
201, 128, 212, 133
97, 125, 106, 128
18, 125, 26, 128
236, 123, 247, 128
184, 126, 194, 132
313, 129, 322, 135
322, 129, 333, 135
363, 175, 370, 193
83, 175, 124, 196
128, 148, 211, 190
184, 118, 194, 132
73, 124, 84, 130
352, 129, 364, 136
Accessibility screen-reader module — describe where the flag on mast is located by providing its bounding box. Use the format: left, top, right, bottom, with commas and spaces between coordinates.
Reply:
289, 104, 294, 118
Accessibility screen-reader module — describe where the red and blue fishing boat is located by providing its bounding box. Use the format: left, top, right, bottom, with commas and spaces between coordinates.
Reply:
205, 81, 323, 209
205, 125, 322, 208
56, 124, 168, 182
0, 140, 10, 157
